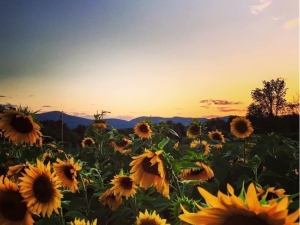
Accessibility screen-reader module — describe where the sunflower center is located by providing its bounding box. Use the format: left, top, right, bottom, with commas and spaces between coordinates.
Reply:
222, 215, 270, 225
142, 157, 160, 176
139, 124, 149, 133
190, 124, 201, 135
234, 121, 248, 134
188, 169, 204, 175
84, 139, 93, 146
0, 190, 27, 221
10, 114, 33, 133
33, 174, 54, 203
139, 219, 159, 225
212, 133, 222, 141
63, 166, 75, 180
118, 140, 128, 148
120, 177, 133, 189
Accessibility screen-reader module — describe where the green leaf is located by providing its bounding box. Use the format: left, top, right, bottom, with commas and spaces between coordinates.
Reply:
158, 137, 170, 149
35, 215, 61, 225
64, 211, 87, 220
259, 170, 283, 178
180, 162, 203, 169
131, 139, 144, 153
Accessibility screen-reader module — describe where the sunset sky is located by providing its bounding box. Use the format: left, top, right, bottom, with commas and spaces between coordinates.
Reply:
0, 1, 299, 120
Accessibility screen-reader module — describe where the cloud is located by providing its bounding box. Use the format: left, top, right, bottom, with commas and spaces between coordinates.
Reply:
217, 107, 247, 113
0, 95, 7, 98
284, 18, 299, 29
249, 1, 272, 15
28, 95, 34, 97
41, 105, 52, 108
200, 99, 243, 105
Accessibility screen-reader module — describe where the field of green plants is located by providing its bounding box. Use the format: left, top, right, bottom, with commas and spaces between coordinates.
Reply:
0, 107, 299, 225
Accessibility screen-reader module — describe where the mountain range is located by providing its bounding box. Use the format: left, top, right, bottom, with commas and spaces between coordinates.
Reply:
35, 111, 230, 129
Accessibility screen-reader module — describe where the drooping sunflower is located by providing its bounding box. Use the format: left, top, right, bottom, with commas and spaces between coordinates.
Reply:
186, 122, 201, 139
92, 120, 107, 130
53, 157, 82, 193
19, 159, 63, 217
230, 116, 254, 138
0, 109, 42, 145
178, 161, 214, 182
130, 149, 169, 198
208, 130, 225, 148
81, 137, 95, 147
113, 138, 132, 154
6, 162, 30, 183
0, 176, 35, 225
136, 210, 169, 225
110, 175, 138, 199
171, 196, 199, 225
201, 141, 210, 155
134, 121, 152, 139
98, 188, 123, 211
179, 182, 300, 225
70, 218, 98, 225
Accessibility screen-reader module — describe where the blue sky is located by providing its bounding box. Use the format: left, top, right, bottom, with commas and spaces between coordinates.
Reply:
0, 0, 298, 120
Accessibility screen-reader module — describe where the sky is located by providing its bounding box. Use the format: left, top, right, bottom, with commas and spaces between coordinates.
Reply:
0, 0, 299, 120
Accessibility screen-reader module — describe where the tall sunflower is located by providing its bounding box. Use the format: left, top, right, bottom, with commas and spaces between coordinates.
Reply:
70, 218, 98, 225
186, 123, 201, 139
92, 120, 107, 130
178, 161, 214, 182
113, 138, 132, 154
179, 182, 300, 225
0, 109, 42, 145
136, 210, 169, 225
208, 130, 225, 148
53, 157, 82, 193
110, 175, 138, 199
0, 176, 34, 225
81, 137, 95, 147
19, 159, 63, 217
134, 121, 152, 139
230, 116, 254, 138
130, 149, 170, 198
98, 189, 123, 211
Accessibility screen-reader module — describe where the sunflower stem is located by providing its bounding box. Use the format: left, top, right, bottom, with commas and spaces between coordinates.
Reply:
59, 206, 65, 225
78, 172, 90, 216
172, 170, 183, 198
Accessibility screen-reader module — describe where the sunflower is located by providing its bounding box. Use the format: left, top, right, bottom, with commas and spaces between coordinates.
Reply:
81, 137, 95, 147
130, 149, 170, 198
70, 218, 98, 225
186, 123, 201, 139
42, 152, 52, 164
256, 186, 287, 200
178, 161, 214, 182
208, 130, 225, 148
19, 159, 63, 217
53, 157, 82, 193
171, 196, 199, 225
92, 120, 107, 130
0, 176, 34, 225
6, 162, 30, 183
134, 121, 152, 139
36, 136, 43, 148
136, 210, 169, 225
230, 116, 254, 139
179, 182, 300, 225
190, 140, 200, 148
201, 141, 210, 155
98, 188, 123, 211
113, 138, 132, 153
110, 175, 138, 199
173, 142, 179, 149
0, 109, 42, 145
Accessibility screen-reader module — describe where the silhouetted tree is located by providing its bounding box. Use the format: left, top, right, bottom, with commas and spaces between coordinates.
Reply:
248, 78, 287, 117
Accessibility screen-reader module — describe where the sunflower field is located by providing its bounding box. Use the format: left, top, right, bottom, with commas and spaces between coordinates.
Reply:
0, 107, 299, 225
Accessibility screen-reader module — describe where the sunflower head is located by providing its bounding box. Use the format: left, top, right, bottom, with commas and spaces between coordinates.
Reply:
114, 137, 132, 153
256, 186, 287, 201
81, 137, 95, 147
186, 122, 201, 139
110, 174, 138, 199
92, 120, 107, 130
0, 175, 35, 225
19, 159, 63, 217
178, 161, 214, 182
230, 116, 254, 139
134, 121, 152, 139
179, 182, 300, 225
98, 188, 123, 211
136, 209, 170, 225
0, 109, 42, 145
6, 163, 30, 183
70, 218, 98, 225
208, 129, 225, 148
53, 157, 82, 193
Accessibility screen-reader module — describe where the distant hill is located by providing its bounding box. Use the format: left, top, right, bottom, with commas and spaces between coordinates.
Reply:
35, 111, 230, 129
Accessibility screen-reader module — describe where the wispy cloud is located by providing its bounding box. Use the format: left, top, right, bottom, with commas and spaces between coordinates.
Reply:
41, 105, 52, 108
217, 107, 247, 113
199, 99, 243, 105
284, 18, 299, 29
0, 95, 7, 98
249, 1, 272, 15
